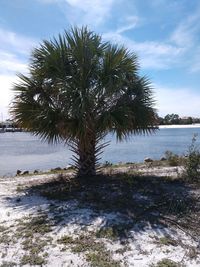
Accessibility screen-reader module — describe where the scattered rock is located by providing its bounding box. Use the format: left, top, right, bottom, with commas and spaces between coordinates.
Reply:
160, 157, 167, 161
144, 157, 153, 163
16, 170, 21, 175
66, 166, 75, 170
34, 170, 39, 174
51, 167, 62, 171
22, 171, 29, 175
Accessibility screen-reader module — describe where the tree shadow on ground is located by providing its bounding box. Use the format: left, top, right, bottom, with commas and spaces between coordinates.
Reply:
4, 172, 200, 241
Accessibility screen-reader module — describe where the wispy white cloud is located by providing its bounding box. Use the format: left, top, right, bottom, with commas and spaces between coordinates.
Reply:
0, 28, 32, 118
155, 84, 200, 117
39, 0, 181, 70
116, 16, 139, 34
38, 0, 60, 3
67, 0, 114, 26
171, 9, 200, 48
103, 32, 183, 69
0, 28, 37, 55
0, 27, 34, 75
170, 9, 200, 73
0, 74, 18, 119
1, 0, 200, 118
0, 50, 27, 74
39, 0, 114, 27
188, 45, 200, 73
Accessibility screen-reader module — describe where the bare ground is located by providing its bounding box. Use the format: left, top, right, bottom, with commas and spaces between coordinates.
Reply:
0, 165, 199, 267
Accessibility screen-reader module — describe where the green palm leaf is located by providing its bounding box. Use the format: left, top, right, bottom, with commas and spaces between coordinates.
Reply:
11, 26, 158, 178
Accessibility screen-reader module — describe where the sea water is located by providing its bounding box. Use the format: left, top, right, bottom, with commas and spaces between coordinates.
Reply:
1, 127, 200, 176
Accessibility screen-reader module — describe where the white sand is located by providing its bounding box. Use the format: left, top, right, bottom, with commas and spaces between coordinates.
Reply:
159, 124, 200, 129
0, 172, 199, 266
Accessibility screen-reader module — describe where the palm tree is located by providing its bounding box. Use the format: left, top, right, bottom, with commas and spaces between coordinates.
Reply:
11, 27, 158, 178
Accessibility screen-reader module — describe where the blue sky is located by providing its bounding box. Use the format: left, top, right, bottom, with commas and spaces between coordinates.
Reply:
0, 0, 200, 119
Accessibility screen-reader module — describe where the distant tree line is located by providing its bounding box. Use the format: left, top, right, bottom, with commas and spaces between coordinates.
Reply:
158, 114, 200, 125
0, 120, 19, 129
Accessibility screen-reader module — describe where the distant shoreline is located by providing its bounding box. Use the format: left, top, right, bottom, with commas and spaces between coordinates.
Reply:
159, 124, 200, 129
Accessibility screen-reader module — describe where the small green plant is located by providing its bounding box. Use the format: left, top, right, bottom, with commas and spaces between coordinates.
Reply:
103, 161, 113, 167
17, 214, 52, 235
96, 227, 117, 240
0, 262, 17, 267
57, 234, 120, 266
184, 134, 200, 182
156, 236, 177, 246
57, 235, 74, 245
165, 151, 180, 166
20, 254, 46, 266
96, 223, 132, 240
0, 225, 7, 232
86, 251, 120, 267
150, 258, 181, 267
0, 233, 12, 245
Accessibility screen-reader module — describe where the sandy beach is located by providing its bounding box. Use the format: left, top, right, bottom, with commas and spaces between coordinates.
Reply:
159, 124, 200, 129
0, 165, 199, 266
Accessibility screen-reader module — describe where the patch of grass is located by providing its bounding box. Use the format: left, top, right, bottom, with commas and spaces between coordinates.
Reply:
16, 185, 24, 192
96, 223, 132, 240
121, 172, 138, 186
183, 134, 200, 183
155, 236, 178, 246
19, 236, 51, 265
57, 234, 105, 253
0, 225, 7, 232
72, 236, 105, 254
115, 245, 131, 254
186, 246, 199, 259
21, 238, 50, 254
102, 161, 113, 167
150, 259, 183, 267
96, 227, 117, 240
57, 235, 74, 245
20, 173, 78, 202
39, 180, 77, 201
20, 254, 47, 266
165, 151, 181, 167
57, 234, 121, 266
53, 214, 64, 223
86, 251, 121, 267
15, 214, 53, 265
0, 262, 17, 267
16, 214, 52, 236
0, 233, 13, 245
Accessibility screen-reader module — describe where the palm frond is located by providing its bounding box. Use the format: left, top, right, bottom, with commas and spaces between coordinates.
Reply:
11, 26, 158, 177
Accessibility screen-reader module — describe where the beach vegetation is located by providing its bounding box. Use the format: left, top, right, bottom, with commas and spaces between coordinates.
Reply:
0, 262, 17, 267
183, 134, 200, 182
20, 254, 47, 266
57, 234, 120, 266
155, 236, 178, 246
165, 151, 180, 166
150, 258, 182, 267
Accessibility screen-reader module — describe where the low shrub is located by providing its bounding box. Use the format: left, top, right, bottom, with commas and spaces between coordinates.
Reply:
150, 258, 181, 267
165, 151, 180, 166
103, 161, 113, 167
184, 134, 200, 183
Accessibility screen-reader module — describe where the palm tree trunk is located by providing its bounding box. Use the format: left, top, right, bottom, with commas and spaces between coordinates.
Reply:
76, 134, 96, 178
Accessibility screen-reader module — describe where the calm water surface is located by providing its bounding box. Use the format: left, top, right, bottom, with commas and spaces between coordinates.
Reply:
1, 127, 200, 176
